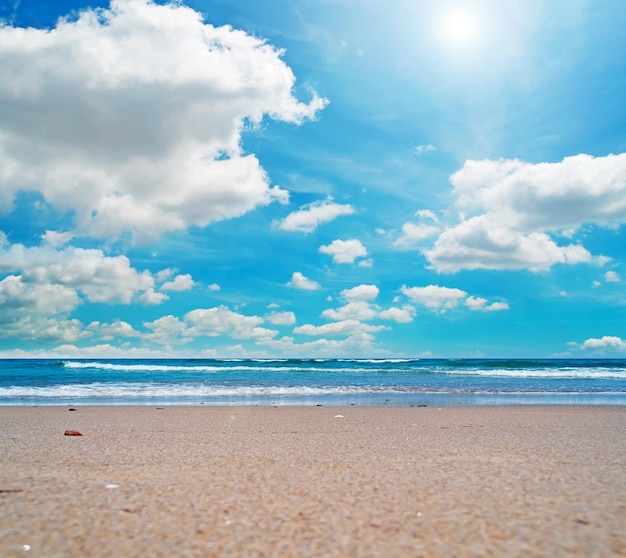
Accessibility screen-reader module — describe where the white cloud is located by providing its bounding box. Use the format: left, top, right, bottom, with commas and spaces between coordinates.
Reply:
341, 284, 379, 301
321, 285, 380, 321
400, 284, 508, 313
0, 242, 156, 304
394, 209, 441, 247
484, 301, 510, 311
0, 275, 84, 342
580, 336, 626, 351
605, 271, 621, 283
144, 315, 191, 345
90, 320, 140, 341
185, 306, 278, 341
465, 296, 510, 312
288, 271, 321, 290
139, 288, 169, 306
426, 217, 595, 273
160, 273, 195, 292
155, 269, 176, 282
0, 0, 326, 242
266, 311, 296, 325
425, 153, 626, 272
378, 306, 415, 323
208, 283, 221, 291
400, 284, 467, 312
266, 331, 385, 358
394, 221, 441, 247
319, 239, 368, 264
41, 230, 74, 247
294, 319, 386, 337
321, 301, 378, 321
358, 258, 374, 268
415, 144, 436, 155
278, 199, 355, 233
322, 284, 417, 324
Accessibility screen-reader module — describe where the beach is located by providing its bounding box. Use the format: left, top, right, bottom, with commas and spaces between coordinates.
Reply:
1, 406, 624, 557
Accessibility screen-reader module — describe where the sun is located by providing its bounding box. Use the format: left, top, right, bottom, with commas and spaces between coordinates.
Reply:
439, 8, 481, 48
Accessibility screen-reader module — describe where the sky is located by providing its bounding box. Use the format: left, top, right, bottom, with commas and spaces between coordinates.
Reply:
0, 0, 625, 359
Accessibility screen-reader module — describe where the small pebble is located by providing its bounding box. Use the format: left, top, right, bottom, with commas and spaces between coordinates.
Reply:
64, 430, 82, 436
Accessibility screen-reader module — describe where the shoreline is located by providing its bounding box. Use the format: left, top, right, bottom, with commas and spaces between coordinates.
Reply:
1, 405, 625, 556
3, 391, 626, 407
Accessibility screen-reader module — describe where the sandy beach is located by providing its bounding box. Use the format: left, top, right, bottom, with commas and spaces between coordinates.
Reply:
1, 405, 624, 557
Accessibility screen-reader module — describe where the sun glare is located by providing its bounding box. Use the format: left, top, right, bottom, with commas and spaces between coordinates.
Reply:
439, 8, 481, 47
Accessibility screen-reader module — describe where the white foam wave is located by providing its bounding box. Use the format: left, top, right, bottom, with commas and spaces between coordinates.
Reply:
60, 361, 626, 379
436, 367, 626, 379
64, 362, 222, 372
62, 361, 394, 374
0, 383, 392, 398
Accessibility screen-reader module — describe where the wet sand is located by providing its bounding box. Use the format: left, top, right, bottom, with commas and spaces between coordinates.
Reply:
1, 406, 625, 557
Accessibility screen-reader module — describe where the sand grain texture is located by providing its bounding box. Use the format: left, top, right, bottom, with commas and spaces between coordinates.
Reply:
1, 406, 625, 557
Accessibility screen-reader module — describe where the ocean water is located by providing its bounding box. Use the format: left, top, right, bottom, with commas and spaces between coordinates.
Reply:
0, 358, 625, 406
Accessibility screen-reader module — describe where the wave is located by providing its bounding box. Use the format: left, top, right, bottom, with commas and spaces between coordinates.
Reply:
64, 362, 222, 373
434, 367, 626, 379
62, 361, 414, 374
61, 360, 626, 379
0, 383, 392, 398
1, 383, 625, 399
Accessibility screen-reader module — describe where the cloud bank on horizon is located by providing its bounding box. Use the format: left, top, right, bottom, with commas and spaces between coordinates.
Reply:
0, 0, 624, 358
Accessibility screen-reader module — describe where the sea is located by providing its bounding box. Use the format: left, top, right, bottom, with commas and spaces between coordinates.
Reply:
0, 358, 625, 407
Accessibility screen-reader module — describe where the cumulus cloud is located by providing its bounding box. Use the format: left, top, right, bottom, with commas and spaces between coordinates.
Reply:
319, 239, 368, 264
278, 199, 355, 233
0, 234, 191, 341
425, 217, 595, 273
400, 284, 508, 313
0, 275, 84, 342
425, 154, 626, 272
293, 319, 386, 337
400, 285, 467, 312
321, 283, 415, 325
160, 273, 196, 292
378, 306, 415, 323
571, 336, 626, 352
605, 271, 621, 283
144, 315, 192, 346
41, 230, 74, 248
341, 284, 379, 301
89, 320, 141, 341
0, 242, 156, 304
208, 283, 221, 291
139, 288, 169, 306
266, 311, 296, 325
321, 301, 378, 321
394, 210, 441, 248
464, 296, 510, 312
0, 0, 326, 242
288, 271, 321, 290
185, 306, 278, 341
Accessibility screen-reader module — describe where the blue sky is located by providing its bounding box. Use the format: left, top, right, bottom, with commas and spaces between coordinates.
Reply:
0, 0, 624, 358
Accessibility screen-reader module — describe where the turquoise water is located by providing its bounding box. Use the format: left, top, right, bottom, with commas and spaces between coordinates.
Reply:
0, 358, 625, 406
